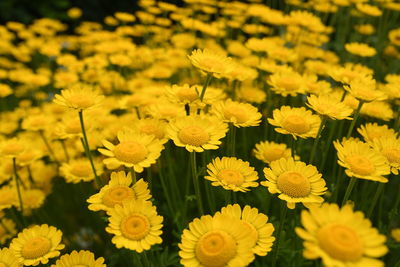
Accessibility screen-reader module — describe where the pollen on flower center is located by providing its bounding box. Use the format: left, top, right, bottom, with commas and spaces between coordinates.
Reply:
317, 223, 363, 261
120, 213, 150, 240
282, 115, 310, 134
277, 171, 311, 197
67, 94, 95, 109
223, 107, 249, 124
113, 141, 148, 164
70, 162, 92, 177
218, 169, 244, 185
177, 88, 198, 102
346, 155, 375, 175
21, 236, 52, 259
195, 230, 237, 267
383, 148, 400, 164
178, 126, 210, 146
102, 186, 134, 207
263, 148, 284, 162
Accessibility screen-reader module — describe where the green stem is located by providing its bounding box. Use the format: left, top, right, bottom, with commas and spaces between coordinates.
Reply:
367, 183, 385, 218
290, 136, 296, 158
60, 139, 70, 162
130, 167, 137, 184
190, 152, 204, 215
158, 162, 176, 222
309, 116, 327, 164
320, 120, 338, 171
199, 73, 213, 102
271, 202, 288, 267
12, 158, 24, 214
227, 124, 236, 156
346, 101, 364, 138
39, 130, 58, 164
342, 178, 357, 206
26, 166, 36, 186
141, 251, 152, 267
78, 111, 103, 187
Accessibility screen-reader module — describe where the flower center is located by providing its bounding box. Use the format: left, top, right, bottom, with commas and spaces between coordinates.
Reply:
120, 213, 150, 240
140, 125, 164, 139
317, 223, 363, 261
178, 126, 210, 146
263, 148, 285, 162
198, 58, 223, 73
21, 236, 52, 259
2, 142, 25, 156
68, 94, 95, 109
223, 106, 248, 124
218, 169, 244, 186
382, 148, 400, 164
346, 155, 375, 176
277, 171, 311, 197
282, 115, 310, 134
102, 186, 135, 208
195, 230, 237, 267
70, 162, 92, 177
113, 141, 148, 164
177, 87, 198, 102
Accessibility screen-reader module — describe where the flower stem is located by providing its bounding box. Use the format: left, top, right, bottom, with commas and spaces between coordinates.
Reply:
190, 152, 204, 215
199, 73, 213, 102
39, 130, 58, 164
290, 136, 296, 158
309, 116, 326, 164
227, 124, 236, 156
12, 158, 25, 226
346, 101, 364, 138
367, 183, 385, 218
26, 166, 35, 186
271, 202, 288, 267
78, 111, 103, 187
341, 178, 357, 206
141, 251, 152, 267
130, 167, 137, 184
60, 139, 70, 162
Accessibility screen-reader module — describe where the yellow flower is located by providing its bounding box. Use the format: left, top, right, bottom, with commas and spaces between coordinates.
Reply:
333, 139, 390, 183
261, 157, 327, 209
0, 217, 17, 244
10, 224, 65, 266
360, 101, 394, 121
219, 204, 275, 256
51, 250, 105, 267
114, 12, 136, 23
205, 157, 259, 192
67, 7, 82, 19
354, 24, 375, 35
0, 138, 26, 158
296, 203, 388, 267
187, 49, 234, 77
132, 118, 169, 144
344, 77, 386, 102
357, 123, 397, 144
388, 28, 400, 46
236, 86, 266, 104
98, 128, 164, 172
391, 228, 400, 242
0, 247, 22, 267
106, 200, 163, 252
268, 106, 321, 139
87, 171, 151, 213
167, 115, 228, 153
179, 213, 255, 267
356, 3, 382, 17
0, 84, 12, 98
253, 141, 292, 164
21, 189, 46, 216
306, 94, 353, 120
372, 137, 400, 175
268, 70, 305, 97
212, 100, 262, 127
345, 42, 376, 57
0, 186, 17, 211
53, 84, 104, 111
60, 158, 103, 184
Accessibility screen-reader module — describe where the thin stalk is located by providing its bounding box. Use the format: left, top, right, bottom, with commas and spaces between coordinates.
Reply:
39, 130, 58, 164
141, 251, 152, 267
309, 116, 327, 164
78, 111, 103, 187
130, 167, 137, 184
342, 178, 357, 206
158, 162, 176, 221
60, 139, 70, 162
271, 202, 288, 267
346, 101, 364, 138
320, 120, 338, 171
12, 158, 24, 214
290, 136, 296, 158
190, 152, 204, 215
199, 73, 213, 102
26, 166, 35, 186
367, 183, 385, 218
227, 124, 236, 156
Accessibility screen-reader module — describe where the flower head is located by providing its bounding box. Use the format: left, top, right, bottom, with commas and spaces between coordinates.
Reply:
345, 42, 376, 57
0, 247, 21, 267
188, 49, 234, 77
53, 84, 104, 111
357, 123, 397, 144
306, 94, 353, 120
212, 100, 262, 127
253, 141, 292, 164
51, 250, 105, 267
372, 137, 400, 175
60, 158, 103, 184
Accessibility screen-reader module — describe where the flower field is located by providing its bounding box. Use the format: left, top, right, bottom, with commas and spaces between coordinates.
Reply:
0, 0, 400, 266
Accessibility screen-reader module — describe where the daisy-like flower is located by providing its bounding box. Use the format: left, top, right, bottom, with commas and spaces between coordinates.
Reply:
296, 203, 388, 267
51, 250, 105, 267
53, 84, 104, 111
333, 139, 390, 183
0, 247, 21, 267
10, 224, 65, 266
179, 213, 255, 267
205, 157, 259, 192
0, 138, 26, 159
236, 86, 266, 104
131, 118, 169, 144
392, 228, 400, 242
60, 158, 103, 184
87, 171, 151, 213
106, 199, 163, 252
268, 106, 321, 139
187, 49, 234, 77
0, 217, 17, 244
98, 128, 164, 172
344, 77, 386, 103
306, 94, 353, 120
219, 204, 275, 256
212, 100, 262, 128
21, 189, 46, 216
372, 137, 400, 175
345, 42, 376, 57
0, 187, 17, 210
268, 69, 306, 97
167, 115, 228, 153
165, 84, 201, 106
253, 141, 292, 164
261, 157, 327, 209
357, 123, 397, 144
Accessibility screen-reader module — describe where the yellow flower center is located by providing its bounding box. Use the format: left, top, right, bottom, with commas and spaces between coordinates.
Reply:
197, 58, 223, 73
282, 115, 310, 134
102, 186, 134, 208
218, 169, 244, 186
383, 148, 400, 164
317, 223, 363, 261
223, 106, 248, 124
21, 236, 52, 259
346, 155, 375, 176
196, 230, 237, 267
140, 124, 164, 139
263, 148, 285, 163
120, 213, 150, 240
2, 142, 25, 156
177, 87, 198, 102
68, 94, 95, 109
70, 162, 92, 177
178, 126, 210, 146
113, 141, 148, 164
277, 171, 311, 197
